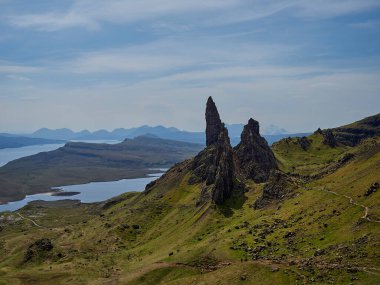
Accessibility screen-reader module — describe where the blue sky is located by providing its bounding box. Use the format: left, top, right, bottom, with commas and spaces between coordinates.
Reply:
0, 0, 380, 133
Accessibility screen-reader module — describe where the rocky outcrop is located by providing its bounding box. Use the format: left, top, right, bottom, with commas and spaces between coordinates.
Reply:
24, 238, 53, 262
206, 96, 224, 147
322, 129, 337, 147
191, 97, 236, 204
234, 118, 277, 183
328, 113, 379, 146
365, 182, 379, 197
253, 171, 295, 209
144, 97, 286, 206
297, 136, 311, 151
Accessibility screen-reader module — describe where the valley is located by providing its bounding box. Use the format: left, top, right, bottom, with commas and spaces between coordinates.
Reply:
0, 136, 201, 204
0, 98, 378, 284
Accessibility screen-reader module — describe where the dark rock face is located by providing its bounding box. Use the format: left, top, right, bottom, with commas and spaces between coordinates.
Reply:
192, 127, 236, 204
365, 182, 379, 197
210, 128, 236, 203
205, 97, 223, 147
322, 129, 337, 147
331, 113, 380, 146
297, 136, 311, 151
191, 97, 236, 204
145, 97, 287, 206
253, 171, 295, 209
234, 118, 277, 183
24, 238, 53, 262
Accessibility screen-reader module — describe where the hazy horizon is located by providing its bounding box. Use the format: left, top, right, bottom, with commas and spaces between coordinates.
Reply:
1, 1, 379, 133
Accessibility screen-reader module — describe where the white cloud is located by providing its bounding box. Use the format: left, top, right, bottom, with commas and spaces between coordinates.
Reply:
350, 20, 380, 29
0, 61, 41, 73
6, 0, 380, 31
294, 0, 380, 19
5, 74, 32, 81
7, 0, 237, 31
62, 51, 194, 74
44, 36, 299, 76
1, 69, 379, 133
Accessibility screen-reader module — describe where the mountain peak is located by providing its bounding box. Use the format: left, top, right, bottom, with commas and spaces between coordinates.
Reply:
205, 96, 223, 146
246, 118, 260, 136
235, 119, 277, 183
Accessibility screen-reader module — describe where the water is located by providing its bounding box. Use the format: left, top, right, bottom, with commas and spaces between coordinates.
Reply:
0, 144, 65, 167
0, 140, 120, 167
0, 139, 162, 212
0, 173, 162, 212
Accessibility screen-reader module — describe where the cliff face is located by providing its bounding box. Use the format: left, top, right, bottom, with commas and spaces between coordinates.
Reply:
191, 97, 236, 204
205, 97, 224, 147
149, 96, 281, 205
234, 118, 277, 183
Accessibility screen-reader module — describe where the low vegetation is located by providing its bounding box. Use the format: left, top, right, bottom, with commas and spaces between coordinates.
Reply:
0, 112, 378, 284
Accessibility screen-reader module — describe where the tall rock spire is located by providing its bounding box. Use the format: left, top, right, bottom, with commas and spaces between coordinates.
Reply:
235, 118, 277, 183
205, 96, 223, 146
191, 97, 237, 204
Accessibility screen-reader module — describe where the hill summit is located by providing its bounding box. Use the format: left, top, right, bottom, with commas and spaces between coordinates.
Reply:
0, 98, 379, 284
151, 96, 278, 205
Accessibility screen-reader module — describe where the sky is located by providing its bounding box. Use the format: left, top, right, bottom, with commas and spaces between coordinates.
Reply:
0, 0, 380, 133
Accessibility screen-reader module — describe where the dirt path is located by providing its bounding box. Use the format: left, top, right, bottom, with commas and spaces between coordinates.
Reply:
318, 187, 380, 224
16, 212, 44, 228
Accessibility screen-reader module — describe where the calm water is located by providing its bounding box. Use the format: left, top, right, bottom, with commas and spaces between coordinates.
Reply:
0, 140, 120, 167
0, 140, 163, 212
0, 173, 162, 212
0, 143, 65, 167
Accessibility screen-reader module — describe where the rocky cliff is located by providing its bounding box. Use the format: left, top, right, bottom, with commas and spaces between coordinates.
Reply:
235, 118, 278, 183
190, 97, 280, 204
205, 96, 224, 147
147, 96, 282, 205
191, 97, 237, 204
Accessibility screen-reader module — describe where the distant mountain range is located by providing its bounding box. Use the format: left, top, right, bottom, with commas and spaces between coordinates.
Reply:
2, 124, 310, 146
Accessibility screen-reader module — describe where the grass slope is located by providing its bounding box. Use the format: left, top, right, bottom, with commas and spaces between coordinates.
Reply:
0, 137, 379, 284
0, 119, 379, 284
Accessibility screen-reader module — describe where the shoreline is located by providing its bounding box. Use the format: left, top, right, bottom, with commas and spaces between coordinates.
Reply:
0, 170, 166, 212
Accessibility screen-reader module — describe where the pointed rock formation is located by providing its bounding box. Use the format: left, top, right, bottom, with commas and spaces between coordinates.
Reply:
145, 97, 283, 206
206, 97, 223, 147
234, 118, 277, 183
191, 97, 237, 204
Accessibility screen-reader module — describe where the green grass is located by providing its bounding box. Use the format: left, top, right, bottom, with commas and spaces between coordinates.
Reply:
0, 137, 379, 284
272, 132, 349, 175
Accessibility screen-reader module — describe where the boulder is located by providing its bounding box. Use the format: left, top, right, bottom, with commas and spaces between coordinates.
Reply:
253, 171, 295, 209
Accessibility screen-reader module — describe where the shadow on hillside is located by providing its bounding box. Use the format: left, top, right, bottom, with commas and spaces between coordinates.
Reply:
216, 190, 247, 217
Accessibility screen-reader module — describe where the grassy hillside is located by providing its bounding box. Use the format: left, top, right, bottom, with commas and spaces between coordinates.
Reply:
333, 113, 380, 146
0, 113, 379, 284
0, 135, 379, 284
272, 132, 350, 176
0, 136, 202, 203
272, 113, 380, 177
